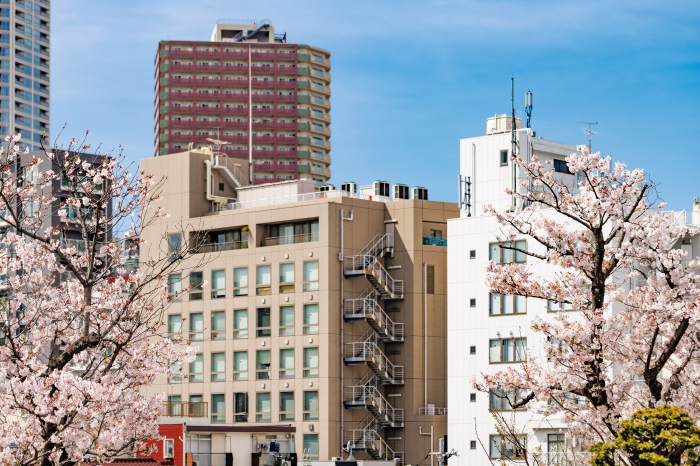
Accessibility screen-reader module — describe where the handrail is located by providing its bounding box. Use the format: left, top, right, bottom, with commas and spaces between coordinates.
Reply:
344, 340, 404, 384
262, 232, 318, 246
419, 407, 447, 416
345, 285, 404, 340
195, 241, 248, 253
213, 153, 249, 187
161, 401, 208, 417
216, 190, 396, 212
345, 381, 404, 426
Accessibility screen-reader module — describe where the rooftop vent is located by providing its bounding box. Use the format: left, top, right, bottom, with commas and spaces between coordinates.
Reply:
412, 187, 428, 200
341, 182, 357, 195
319, 184, 335, 192
393, 184, 409, 200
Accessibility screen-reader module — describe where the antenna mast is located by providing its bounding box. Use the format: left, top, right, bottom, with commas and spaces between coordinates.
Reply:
510, 78, 517, 207
579, 121, 598, 152
525, 91, 533, 129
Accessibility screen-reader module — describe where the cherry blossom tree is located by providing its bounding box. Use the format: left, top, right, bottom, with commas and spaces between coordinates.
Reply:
473, 147, 700, 465
0, 132, 204, 465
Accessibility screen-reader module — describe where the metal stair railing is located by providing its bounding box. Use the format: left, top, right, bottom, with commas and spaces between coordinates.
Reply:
345, 286, 404, 341
213, 154, 249, 188
373, 389, 404, 426
344, 234, 394, 273
366, 257, 404, 298
371, 432, 396, 461
344, 371, 403, 426
346, 413, 379, 447
344, 339, 404, 384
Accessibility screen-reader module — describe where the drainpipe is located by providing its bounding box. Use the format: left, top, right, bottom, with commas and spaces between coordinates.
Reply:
339, 207, 353, 456
420, 426, 434, 466
424, 262, 428, 410
248, 45, 252, 185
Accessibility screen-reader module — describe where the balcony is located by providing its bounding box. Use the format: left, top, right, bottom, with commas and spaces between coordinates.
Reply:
161, 401, 208, 417
192, 79, 222, 86
222, 107, 248, 114
262, 232, 318, 247
422, 236, 447, 246
222, 94, 248, 101
222, 51, 248, 58
275, 109, 296, 115
276, 164, 297, 172
251, 81, 275, 88
195, 51, 221, 57
194, 93, 222, 100
251, 66, 275, 74
251, 94, 276, 102
218, 149, 248, 157
253, 163, 274, 171
223, 121, 248, 128
252, 108, 275, 115
169, 120, 195, 127
170, 50, 194, 57
221, 80, 249, 88
195, 241, 248, 254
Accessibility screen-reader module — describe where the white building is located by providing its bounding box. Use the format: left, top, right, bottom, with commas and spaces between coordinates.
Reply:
447, 115, 700, 465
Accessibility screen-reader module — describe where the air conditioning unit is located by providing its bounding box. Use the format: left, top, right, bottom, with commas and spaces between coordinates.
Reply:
393, 184, 409, 200
341, 182, 357, 195
331, 458, 342, 462
319, 184, 335, 192
282, 461, 292, 466
412, 187, 428, 200
360, 181, 391, 201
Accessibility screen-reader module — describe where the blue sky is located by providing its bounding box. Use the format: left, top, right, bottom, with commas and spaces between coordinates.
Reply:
52, 1, 700, 208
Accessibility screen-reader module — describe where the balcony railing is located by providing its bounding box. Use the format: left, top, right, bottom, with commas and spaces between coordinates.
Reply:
161, 401, 208, 417
422, 236, 447, 246
418, 407, 447, 415
195, 241, 248, 254
262, 232, 318, 247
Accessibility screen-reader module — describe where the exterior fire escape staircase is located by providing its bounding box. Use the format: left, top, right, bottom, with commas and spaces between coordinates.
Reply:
343, 232, 404, 462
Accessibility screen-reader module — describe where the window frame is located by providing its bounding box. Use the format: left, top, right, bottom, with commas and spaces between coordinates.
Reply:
256, 349, 271, 380
210, 352, 226, 382
233, 350, 248, 381
211, 310, 226, 340
500, 150, 509, 166
189, 353, 203, 383
233, 309, 248, 339
489, 434, 526, 459
303, 347, 319, 378
233, 267, 248, 296
211, 393, 225, 423
303, 304, 319, 335
256, 264, 272, 295
489, 292, 527, 316
211, 269, 226, 299
256, 307, 271, 337
280, 391, 295, 421
489, 388, 527, 411
256, 392, 271, 422
489, 240, 527, 264
279, 262, 295, 293
303, 390, 319, 421
489, 338, 527, 364
303, 260, 319, 291
163, 439, 175, 458
470, 250, 476, 259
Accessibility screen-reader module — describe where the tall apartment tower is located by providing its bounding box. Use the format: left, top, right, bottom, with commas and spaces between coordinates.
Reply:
139, 148, 457, 466
153, 20, 331, 187
0, 0, 50, 151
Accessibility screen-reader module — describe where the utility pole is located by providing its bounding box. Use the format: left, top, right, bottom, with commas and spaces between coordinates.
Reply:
433, 437, 458, 466
579, 121, 598, 153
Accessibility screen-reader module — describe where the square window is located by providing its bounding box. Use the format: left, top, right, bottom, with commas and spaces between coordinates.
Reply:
470, 346, 476, 355
500, 150, 508, 166
470, 250, 476, 259
471, 441, 477, 450
470, 299, 476, 307
470, 393, 476, 402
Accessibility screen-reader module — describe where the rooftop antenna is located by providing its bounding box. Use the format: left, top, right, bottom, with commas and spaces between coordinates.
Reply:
579, 121, 598, 152
510, 77, 517, 208
525, 91, 533, 128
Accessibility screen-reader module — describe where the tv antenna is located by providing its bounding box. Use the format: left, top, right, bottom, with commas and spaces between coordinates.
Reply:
579, 121, 598, 152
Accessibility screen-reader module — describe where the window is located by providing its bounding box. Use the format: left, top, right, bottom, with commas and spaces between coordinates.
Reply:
233, 267, 248, 296
470, 393, 476, 402
280, 306, 295, 336
257, 308, 271, 337
189, 271, 203, 300
189, 354, 203, 383
234, 309, 248, 338
280, 348, 294, 378
489, 388, 526, 410
470, 441, 477, 450
211, 394, 225, 423
303, 434, 319, 461
548, 434, 566, 465
470, 346, 476, 355
163, 438, 175, 458
211, 269, 226, 298
233, 351, 248, 380
470, 250, 476, 259
303, 261, 318, 291
189, 395, 204, 416
500, 150, 508, 166
280, 392, 295, 421
256, 392, 271, 422
168, 360, 182, 384
234, 392, 248, 422
256, 265, 271, 295
189, 313, 203, 341
470, 299, 476, 307
256, 350, 271, 379
168, 233, 182, 259
211, 353, 225, 382
489, 240, 527, 264
303, 347, 319, 377
489, 338, 526, 363
209, 311, 226, 340
303, 304, 318, 334
548, 300, 573, 312
303, 390, 319, 420
553, 159, 571, 174
489, 293, 526, 315
490, 435, 526, 459
280, 263, 295, 293
167, 314, 181, 338
547, 337, 574, 358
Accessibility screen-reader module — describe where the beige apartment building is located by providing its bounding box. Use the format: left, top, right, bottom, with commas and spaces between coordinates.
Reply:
140, 149, 457, 466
